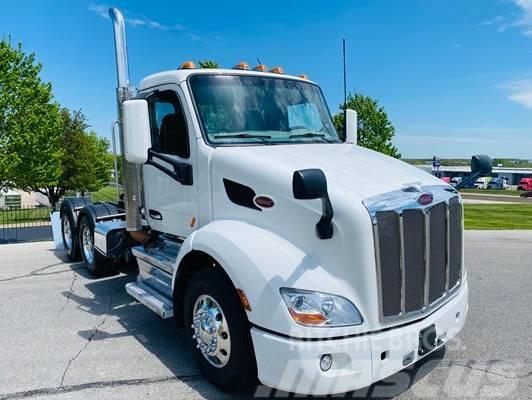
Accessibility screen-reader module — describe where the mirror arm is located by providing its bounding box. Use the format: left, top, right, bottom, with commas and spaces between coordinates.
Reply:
147, 149, 193, 185
316, 194, 334, 239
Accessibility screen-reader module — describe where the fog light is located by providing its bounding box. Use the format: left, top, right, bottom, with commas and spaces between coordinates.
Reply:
320, 354, 333, 371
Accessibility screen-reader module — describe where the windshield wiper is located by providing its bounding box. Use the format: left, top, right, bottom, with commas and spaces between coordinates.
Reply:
213, 133, 273, 145
289, 132, 332, 143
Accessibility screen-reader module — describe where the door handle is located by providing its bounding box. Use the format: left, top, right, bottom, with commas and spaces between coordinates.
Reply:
148, 209, 163, 220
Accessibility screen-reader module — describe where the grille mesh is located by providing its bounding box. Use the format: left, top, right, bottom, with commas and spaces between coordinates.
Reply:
402, 209, 426, 312
376, 211, 402, 317
429, 203, 447, 303
448, 197, 462, 288
373, 196, 462, 320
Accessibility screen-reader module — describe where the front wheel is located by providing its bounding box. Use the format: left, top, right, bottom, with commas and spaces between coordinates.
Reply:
184, 268, 257, 392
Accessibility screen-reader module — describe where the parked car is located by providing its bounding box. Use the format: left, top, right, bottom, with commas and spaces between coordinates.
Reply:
520, 191, 532, 198
487, 178, 509, 190
517, 177, 532, 191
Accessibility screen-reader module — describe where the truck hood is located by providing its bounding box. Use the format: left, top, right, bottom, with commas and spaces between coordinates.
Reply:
211, 143, 441, 200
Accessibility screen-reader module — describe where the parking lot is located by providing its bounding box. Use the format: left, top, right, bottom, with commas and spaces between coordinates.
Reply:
0, 232, 531, 399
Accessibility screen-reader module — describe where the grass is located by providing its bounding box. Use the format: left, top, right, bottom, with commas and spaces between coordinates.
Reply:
464, 204, 532, 230
91, 185, 121, 202
0, 207, 52, 225
460, 189, 522, 196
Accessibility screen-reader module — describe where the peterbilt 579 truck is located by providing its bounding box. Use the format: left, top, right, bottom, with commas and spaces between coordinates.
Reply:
59, 8, 492, 395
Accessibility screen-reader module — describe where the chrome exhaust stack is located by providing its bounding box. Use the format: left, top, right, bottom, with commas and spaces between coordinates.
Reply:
109, 8, 143, 232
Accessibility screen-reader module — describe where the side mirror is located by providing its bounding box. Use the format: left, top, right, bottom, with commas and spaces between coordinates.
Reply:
344, 109, 357, 145
471, 155, 492, 175
122, 99, 151, 164
293, 169, 334, 239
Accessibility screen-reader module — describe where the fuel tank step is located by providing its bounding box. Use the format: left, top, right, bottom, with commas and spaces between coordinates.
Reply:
132, 237, 180, 274
125, 281, 174, 319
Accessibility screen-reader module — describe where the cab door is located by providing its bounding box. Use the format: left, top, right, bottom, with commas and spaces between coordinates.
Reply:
142, 85, 198, 238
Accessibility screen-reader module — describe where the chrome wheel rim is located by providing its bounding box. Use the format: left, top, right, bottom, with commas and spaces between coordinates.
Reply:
81, 225, 94, 264
63, 217, 72, 252
191, 294, 231, 368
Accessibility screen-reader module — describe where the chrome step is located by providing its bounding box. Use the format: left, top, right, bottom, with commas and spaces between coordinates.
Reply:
132, 238, 180, 274
125, 281, 174, 319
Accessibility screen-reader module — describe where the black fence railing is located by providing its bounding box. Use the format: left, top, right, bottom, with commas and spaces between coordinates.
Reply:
0, 206, 54, 244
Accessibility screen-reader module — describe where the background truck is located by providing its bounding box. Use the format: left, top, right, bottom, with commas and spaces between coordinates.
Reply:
518, 177, 532, 191
487, 177, 509, 190
59, 8, 492, 395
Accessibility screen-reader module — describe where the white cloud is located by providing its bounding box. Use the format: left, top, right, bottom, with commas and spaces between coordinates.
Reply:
127, 18, 146, 27
509, 0, 532, 36
88, 4, 188, 33
88, 3, 109, 19
501, 80, 532, 108
478, 15, 506, 26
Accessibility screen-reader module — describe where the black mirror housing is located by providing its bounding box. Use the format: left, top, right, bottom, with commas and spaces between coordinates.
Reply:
471, 155, 493, 175
292, 169, 334, 240
293, 169, 328, 199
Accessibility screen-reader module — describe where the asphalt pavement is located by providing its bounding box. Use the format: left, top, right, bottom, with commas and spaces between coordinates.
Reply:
461, 192, 532, 204
0, 232, 531, 399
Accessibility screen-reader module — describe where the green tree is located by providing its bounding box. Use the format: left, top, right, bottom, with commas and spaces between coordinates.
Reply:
45, 109, 113, 205
333, 93, 401, 158
198, 60, 219, 69
0, 39, 63, 195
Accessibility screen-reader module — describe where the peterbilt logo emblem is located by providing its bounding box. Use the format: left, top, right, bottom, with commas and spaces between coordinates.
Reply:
254, 195, 275, 209
417, 193, 434, 206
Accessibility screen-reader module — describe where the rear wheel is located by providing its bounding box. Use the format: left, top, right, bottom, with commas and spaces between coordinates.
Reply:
184, 268, 257, 392
61, 211, 80, 261
78, 216, 112, 276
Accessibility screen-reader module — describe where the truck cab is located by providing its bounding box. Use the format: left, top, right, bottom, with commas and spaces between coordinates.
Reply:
58, 8, 492, 396
518, 177, 532, 191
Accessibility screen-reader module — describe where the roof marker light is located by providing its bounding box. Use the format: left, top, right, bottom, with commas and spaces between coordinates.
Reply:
270, 66, 284, 74
233, 62, 250, 70
179, 61, 196, 69
253, 64, 268, 72
298, 74, 309, 80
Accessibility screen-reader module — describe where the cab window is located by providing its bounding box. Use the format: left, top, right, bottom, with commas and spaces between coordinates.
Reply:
147, 90, 190, 158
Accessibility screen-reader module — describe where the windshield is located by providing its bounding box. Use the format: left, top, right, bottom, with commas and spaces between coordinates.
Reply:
189, 75, 340, 145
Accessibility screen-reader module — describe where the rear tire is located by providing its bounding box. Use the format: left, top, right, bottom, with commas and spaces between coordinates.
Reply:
61, 210, 81, 261
184, 268, 257, 392
78, 216, 112, 276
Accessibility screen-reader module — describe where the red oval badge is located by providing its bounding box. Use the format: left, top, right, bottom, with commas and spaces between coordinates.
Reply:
417, 193, 434, 206
254, 196, 275, 209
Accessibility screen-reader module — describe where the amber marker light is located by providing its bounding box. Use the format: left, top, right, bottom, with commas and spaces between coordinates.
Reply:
270, 66, 284, 74
236, 289, 252, 311
253, 64, 268, 72
233, 62, 250, 70
287, 308, 328, 325
179, 61, 196, 69
298, 74, 309, 80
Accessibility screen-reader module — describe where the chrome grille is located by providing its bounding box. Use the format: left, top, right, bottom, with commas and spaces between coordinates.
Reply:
364, 185, 463, 321
402, 209, 426, 312
375, 211, 402, 317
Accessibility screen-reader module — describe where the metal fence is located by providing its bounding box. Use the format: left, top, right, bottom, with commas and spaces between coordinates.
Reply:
0, 206, 54, 244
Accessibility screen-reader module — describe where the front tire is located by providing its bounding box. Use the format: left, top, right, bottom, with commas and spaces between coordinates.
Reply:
78, 216, 112, 276
184, 268, 257, 392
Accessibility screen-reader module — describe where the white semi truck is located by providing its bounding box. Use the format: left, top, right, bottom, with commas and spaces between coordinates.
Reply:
60, 8, 492, 395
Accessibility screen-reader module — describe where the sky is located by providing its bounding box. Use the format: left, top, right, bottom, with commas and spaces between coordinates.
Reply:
1, 0, 532, 159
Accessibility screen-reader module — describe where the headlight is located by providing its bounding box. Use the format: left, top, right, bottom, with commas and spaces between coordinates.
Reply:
280, 288, 363, 327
